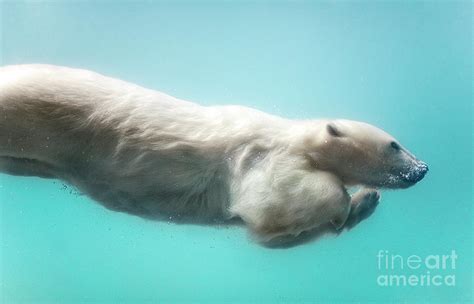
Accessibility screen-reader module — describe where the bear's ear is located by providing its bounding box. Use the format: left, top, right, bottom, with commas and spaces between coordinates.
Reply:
326, 123, 343, 137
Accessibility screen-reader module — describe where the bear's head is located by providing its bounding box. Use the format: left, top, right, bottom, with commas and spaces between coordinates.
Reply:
304, 120, 428, 189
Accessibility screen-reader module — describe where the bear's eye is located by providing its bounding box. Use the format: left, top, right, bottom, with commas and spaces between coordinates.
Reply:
390, 141, 401, 151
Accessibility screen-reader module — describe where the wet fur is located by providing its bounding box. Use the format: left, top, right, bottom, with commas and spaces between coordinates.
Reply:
0, 64, 426, 245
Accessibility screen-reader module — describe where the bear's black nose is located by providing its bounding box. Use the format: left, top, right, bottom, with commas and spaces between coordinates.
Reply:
404, 162, 429, 183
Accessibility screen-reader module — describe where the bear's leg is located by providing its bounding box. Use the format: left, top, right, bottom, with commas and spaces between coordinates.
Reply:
236, 171, 352, 242
0, 156, 56, 178
253, 183, 352, 247
343, 188, 380, 230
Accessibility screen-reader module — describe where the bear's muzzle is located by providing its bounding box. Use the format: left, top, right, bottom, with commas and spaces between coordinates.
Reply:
402, 161, 429, 184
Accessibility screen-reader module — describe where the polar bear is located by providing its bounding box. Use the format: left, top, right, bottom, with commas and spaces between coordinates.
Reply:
0, 64, 428, 245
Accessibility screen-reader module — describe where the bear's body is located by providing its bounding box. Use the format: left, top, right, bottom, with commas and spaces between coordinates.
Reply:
0, 64, 428, 244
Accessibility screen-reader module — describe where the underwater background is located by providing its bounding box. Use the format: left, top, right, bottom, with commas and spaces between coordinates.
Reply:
0, 1, 472, 303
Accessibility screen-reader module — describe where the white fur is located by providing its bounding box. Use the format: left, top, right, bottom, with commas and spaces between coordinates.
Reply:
0, 64, 427, 243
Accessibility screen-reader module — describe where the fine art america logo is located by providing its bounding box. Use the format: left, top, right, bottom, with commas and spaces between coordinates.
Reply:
376, 250, 457, 287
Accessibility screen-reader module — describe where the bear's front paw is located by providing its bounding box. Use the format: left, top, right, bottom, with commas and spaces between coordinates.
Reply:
345, 188, 381, 229
357, 189, 380, 214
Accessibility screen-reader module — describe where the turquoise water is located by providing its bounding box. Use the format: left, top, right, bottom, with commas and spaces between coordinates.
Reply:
0, 1, 472, 303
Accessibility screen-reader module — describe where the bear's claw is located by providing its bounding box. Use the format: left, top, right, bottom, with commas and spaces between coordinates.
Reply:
344, 188, 381, 229
358, 189, 380, 215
